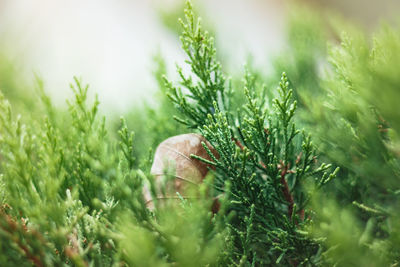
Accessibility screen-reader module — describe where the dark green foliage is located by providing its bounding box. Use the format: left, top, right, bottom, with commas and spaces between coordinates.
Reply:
165, 3, 337, 265
0, 1, 399, 266
166, 5, 227, 128
265, 3, 400, 266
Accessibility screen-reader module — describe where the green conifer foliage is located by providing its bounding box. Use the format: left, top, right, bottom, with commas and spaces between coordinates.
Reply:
165, 2, 337, 265
1, 1, 399, 266
303, 23, 400, 266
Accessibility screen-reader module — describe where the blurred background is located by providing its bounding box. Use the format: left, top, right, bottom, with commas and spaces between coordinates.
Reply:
0, 0, 399, 113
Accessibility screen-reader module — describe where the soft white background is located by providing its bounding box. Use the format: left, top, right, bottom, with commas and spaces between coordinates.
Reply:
0, 0, 284, 112
0, 0, 398, 112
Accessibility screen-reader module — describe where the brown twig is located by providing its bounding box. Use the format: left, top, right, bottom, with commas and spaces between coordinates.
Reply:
232, 137, 303, 221
232, 137, 244, 150
278, 162, 295, 218
0, 212, 44, 267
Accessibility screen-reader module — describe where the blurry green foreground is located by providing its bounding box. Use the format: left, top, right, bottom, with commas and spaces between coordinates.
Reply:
1, 2, 400, 266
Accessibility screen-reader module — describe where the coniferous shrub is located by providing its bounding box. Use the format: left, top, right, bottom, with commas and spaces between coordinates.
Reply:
0, 1, 399, 266
302, 24, 400, 266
